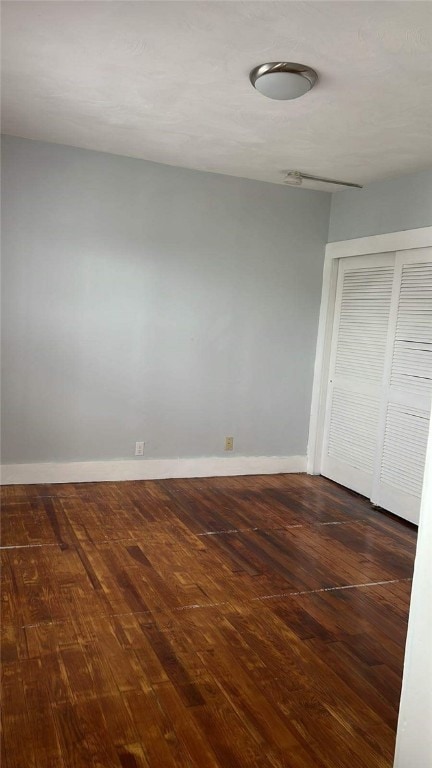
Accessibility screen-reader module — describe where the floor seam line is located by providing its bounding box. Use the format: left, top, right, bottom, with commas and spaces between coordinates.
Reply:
252, 577, 413, 602
1, 517, 370, 548
18, 577, 412, 629
196, 518, 370, 536
0, 543, 62, 550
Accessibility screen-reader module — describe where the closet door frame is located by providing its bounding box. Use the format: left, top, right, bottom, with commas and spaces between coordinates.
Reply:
307, 226, 432, 477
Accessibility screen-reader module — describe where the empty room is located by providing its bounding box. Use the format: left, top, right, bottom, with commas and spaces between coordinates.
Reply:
1, 2, 432, 767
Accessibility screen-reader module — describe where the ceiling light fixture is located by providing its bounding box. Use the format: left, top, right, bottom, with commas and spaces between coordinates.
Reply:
283, 171, 363, 189
249, 62, 317, 100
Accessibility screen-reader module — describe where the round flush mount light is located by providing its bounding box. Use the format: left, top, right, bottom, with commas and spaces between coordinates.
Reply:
249, 62, 317, 100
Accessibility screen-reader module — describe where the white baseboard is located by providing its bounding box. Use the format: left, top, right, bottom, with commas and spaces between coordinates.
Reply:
0, 455, 307, 485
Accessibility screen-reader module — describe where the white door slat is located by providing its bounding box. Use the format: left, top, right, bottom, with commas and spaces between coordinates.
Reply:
374, 257, 432, 519
323, 248, 432, 525
321, 256, 394, 498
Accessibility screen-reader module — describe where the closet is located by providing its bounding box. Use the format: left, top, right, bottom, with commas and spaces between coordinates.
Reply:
321, 247, 432, 524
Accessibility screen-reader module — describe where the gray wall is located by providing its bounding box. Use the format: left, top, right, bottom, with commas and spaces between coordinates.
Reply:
328, 168, 432, 242
1, 135, 330, 464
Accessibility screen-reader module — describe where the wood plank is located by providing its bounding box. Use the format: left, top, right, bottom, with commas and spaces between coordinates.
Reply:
1, 474, 417, 767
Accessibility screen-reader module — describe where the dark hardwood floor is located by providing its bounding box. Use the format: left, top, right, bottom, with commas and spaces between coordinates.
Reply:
1, 474, 416, 768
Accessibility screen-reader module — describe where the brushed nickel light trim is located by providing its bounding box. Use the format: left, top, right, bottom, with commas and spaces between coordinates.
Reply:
249, 62, 318, 100
283, 171, 363, 189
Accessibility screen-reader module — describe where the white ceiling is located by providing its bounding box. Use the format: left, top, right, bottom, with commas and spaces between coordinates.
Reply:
2, 1, 432, 190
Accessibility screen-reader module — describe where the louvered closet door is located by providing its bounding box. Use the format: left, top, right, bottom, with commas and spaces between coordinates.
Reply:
321, 254, 395, 497
371, 248, 432, 524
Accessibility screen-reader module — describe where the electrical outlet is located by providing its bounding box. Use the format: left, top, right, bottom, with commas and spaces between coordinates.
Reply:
225, 436, 234, 451
135, 441, 144, 456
